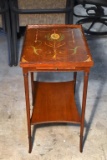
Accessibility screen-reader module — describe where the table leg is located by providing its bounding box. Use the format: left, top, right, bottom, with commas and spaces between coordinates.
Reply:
23, 71, 32, 153
80, 71, 89, 152
30, 72, 34, 106
73, 72, 77, 93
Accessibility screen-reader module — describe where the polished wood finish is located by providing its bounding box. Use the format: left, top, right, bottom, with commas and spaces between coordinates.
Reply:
31, 81, 81, 124
20, 24, 93, 70
80, 72, 89, 152
23, 72, 31, 153
20, 24, 94, 153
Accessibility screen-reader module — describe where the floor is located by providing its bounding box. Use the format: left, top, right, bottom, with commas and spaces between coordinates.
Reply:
0, 6, 107, 160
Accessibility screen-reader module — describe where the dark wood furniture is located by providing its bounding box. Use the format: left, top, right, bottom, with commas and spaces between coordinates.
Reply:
9, 0, 74, 66
0, 0, 13, 66
20, 24, 94, 153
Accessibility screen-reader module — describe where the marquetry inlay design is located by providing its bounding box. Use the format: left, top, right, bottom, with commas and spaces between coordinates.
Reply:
21, 27, 91, 63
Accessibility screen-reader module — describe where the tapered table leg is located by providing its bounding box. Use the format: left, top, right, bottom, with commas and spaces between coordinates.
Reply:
80, 71, 89, 152
30, 72, 34, 106
74, 72, 77, 93
23, 71, 32, 153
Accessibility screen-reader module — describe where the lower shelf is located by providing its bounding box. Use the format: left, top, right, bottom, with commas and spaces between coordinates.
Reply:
31, 81, 81, 125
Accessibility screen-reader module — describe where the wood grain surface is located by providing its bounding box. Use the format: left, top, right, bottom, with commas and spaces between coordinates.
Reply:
20, 24, 94, 70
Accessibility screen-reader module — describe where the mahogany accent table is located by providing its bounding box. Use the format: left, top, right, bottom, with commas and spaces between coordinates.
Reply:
20, 24, 94, 153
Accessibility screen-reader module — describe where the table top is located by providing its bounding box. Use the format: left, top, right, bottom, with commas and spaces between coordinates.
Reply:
20, 24, 94, 70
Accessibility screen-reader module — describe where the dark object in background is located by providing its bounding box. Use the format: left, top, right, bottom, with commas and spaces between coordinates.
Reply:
74, 0, 107, 35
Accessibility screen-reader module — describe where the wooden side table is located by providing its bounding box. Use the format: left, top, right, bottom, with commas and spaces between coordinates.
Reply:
20, 24, 94, 153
